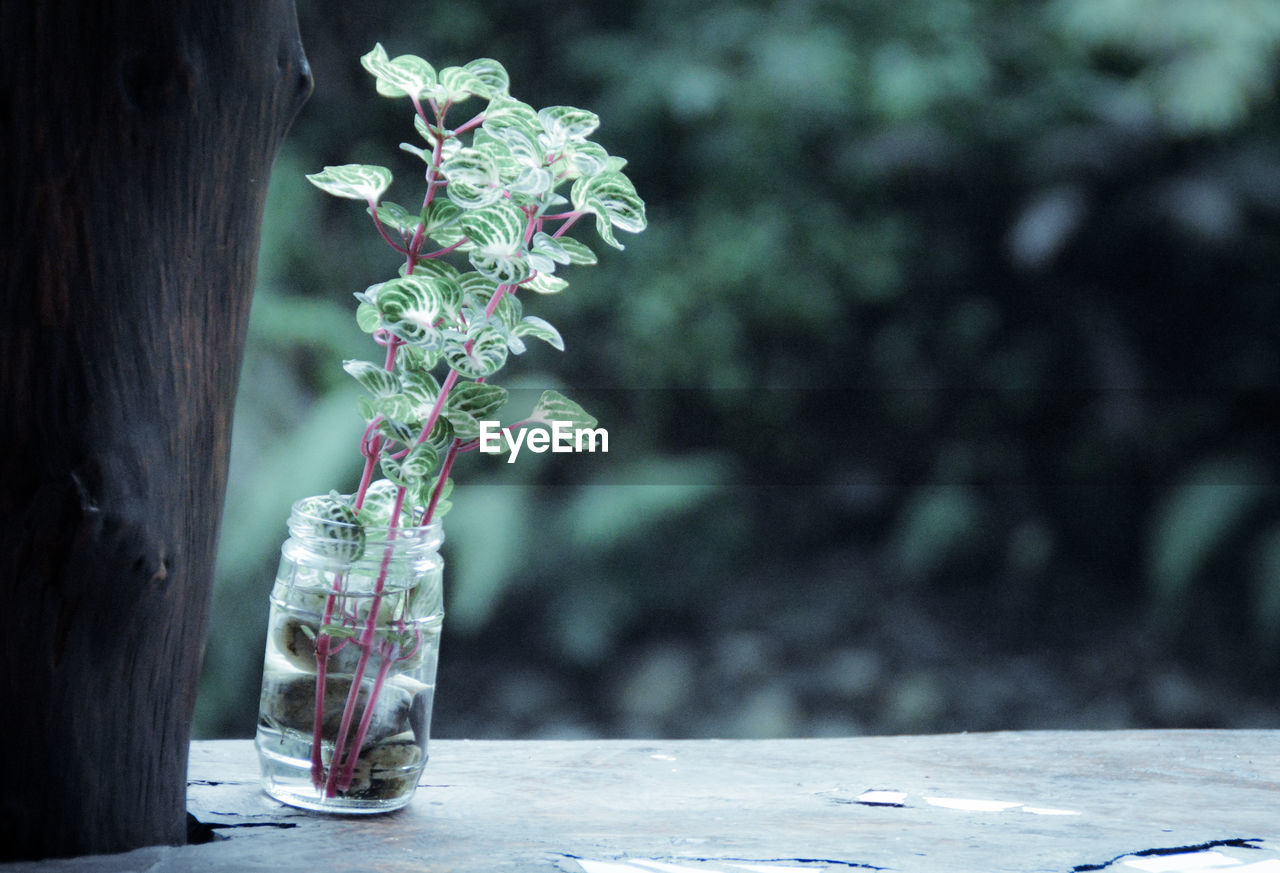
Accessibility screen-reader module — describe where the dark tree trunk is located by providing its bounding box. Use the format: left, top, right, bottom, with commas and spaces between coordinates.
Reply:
0, 1, 310, 860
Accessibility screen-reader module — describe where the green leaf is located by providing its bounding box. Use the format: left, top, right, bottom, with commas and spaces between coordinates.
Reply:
491, 286, 523, 331
441, 147, 505, 209
513, 315, 565, 351
356, 301, 381, 333
404, 262, 465, 316
398, 367, 441, 412
585, 197, 621, 249
446, 381, 508, 420
378, 416, 417, 445
306, 164, 393, 202
530, 232, 572, 266
460, 201, 532, 285
437, 65, 487, 104
527, 390, 597, 430
524, 272, 569, 294
459, 272, 501, 308
396, 343, 442, 375
373, 201, 417, 235
442, 407, 483, 441
482, 97, 541, 135
464, 58, 509, 99
560, 141, 610, 178
343, 359, 400, 398
539, 105, 600, 143
361, 43, 437, 99
442, 323, 510, 379
295, 493, 366, 562
422, 199, 466, 248
380, 454, 406, 486
571, 171, 647, 249
372, 394, 416, 427
486, 126, 553, 198
372, 274, 448, 348
420, 415, 455, 455
556, 236, 598, 265
398, 440, 441, 481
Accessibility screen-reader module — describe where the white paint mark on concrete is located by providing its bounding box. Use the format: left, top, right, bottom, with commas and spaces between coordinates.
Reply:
1123, 850, 1242, 871
1022, 806, 1082, 816
856, 790, 908, 806
924, 796, 1022, 812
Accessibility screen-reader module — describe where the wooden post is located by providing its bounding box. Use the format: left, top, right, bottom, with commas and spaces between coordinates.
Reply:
0, 1, 310, 860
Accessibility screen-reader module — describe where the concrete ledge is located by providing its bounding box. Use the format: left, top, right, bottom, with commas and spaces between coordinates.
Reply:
5, 731, 1278, 872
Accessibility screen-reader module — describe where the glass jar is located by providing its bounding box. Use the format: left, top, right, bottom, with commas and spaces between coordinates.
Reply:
255, 498, 445, 813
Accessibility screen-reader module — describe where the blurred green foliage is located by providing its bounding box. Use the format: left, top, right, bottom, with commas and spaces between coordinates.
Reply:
197, 0, 1280, 736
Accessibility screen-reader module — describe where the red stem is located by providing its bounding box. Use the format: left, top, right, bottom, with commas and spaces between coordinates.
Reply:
421, 439, 461, 525
323, 485, 408, 797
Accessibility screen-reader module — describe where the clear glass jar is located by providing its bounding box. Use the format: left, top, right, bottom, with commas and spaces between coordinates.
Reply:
254, 498, 445, 813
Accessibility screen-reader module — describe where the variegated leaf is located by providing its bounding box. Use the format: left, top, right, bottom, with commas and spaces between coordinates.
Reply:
374, 275, 447, 348
464, 58, 509, 98
459, 200, 526, 245
538, 105, 600, 144
556, 236, 598, 265
442, 323, 510, 379
374, 201, 417, 235
482, 97, 541, 136
355, 301, 381, 333
571, 171, 647, 235
442, 407, 483, 441
436, 65, 488, 104
372, 393, 416, 424
377, 416, 417, 445
527, 390, 597, 429
513, 315, 565, 351
459, 272, 500, 307
407, 258, 462, 284
441, 147, 504, 208
524, 272, 569, 294
422, 199, 467, 248
447, 381, 508, 419
398, 368, 441, 415
306, 164, 392, 202
561, 141, 610, 178
531, 232, 572, 265
343, 359, 401, 398
361, 44, 437, 99
420, 415, 455, 454
470, 252, 532, 286
398, 441, 440, 481
460, 201, 532, 285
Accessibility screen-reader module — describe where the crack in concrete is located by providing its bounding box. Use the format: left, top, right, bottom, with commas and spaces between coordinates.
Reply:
555, 853, 886, 871
1071, 837, 1264, 871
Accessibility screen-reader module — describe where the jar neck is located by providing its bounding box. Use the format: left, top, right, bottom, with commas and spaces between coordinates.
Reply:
286, 497, 445, 563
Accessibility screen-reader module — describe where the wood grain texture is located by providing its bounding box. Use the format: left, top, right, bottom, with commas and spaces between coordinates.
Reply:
0, 1, 310, 859
7, 732, 1278, 872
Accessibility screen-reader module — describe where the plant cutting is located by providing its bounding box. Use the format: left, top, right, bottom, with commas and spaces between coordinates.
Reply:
254, 45, 645, 812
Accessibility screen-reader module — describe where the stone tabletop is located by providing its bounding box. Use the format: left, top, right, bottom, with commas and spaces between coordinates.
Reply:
5, 731, 1278, 873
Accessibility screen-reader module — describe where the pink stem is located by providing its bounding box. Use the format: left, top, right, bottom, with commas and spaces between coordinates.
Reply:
323, 485, 408, 797
421, 439, 461, 525
308, 570, 346, 787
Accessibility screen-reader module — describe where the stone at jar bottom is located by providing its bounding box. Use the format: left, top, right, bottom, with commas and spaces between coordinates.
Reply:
259, 671, 432, 746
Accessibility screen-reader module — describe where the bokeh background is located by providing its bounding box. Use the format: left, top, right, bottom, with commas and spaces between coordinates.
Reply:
196, 0, 1280, 740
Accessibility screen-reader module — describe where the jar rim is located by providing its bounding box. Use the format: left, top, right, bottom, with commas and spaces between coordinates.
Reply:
288, 496, 443, 535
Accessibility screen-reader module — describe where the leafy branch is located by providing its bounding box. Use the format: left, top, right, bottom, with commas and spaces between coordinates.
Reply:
297, 45, 645, 796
